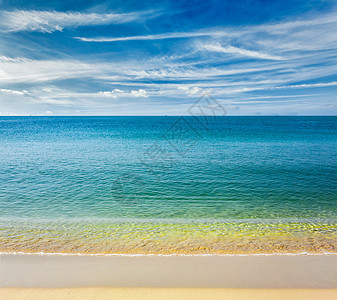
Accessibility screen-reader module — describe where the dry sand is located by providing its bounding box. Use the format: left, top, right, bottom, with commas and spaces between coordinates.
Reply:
1, 287, 337, 300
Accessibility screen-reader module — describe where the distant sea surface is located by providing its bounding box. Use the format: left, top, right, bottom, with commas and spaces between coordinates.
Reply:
0, 116, 336, 254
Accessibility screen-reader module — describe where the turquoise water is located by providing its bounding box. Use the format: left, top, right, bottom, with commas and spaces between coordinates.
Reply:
0, 116, 336, 254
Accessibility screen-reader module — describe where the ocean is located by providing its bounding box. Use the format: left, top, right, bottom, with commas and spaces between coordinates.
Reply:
0, 116, 336, 254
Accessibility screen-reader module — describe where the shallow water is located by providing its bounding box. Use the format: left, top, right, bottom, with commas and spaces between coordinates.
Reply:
0, 116, 336, 254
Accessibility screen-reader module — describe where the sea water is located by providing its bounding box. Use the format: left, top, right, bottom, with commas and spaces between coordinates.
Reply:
0, 116, 336, 254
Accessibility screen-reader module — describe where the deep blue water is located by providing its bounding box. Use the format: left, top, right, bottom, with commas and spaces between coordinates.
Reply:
0, 116, 336, 223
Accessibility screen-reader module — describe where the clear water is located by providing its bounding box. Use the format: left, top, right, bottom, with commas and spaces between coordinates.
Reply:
0, 116, 336, 254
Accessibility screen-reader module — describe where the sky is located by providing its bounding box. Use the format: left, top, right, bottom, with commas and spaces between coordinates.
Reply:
0, 0, 337, 116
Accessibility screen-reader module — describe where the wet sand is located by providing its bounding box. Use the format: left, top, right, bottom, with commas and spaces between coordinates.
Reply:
1, 254, 337, 288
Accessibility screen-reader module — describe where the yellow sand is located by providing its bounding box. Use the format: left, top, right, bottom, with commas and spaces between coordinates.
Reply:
1, 288, 337, 300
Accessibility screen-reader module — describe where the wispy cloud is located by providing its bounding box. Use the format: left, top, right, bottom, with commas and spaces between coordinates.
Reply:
1, 5, 337, 115
281, 82, 337, 89
200, 43, 284, 60
75, 31, 230, 42
0, 10, 150, 33
75, 9, 337, 46
0, 88, 27, 95
178, 86, 204, 96
0, 56, 101, 83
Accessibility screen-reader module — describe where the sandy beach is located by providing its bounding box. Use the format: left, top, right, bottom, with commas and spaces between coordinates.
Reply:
1, 253, 337, 298
1, 287, 337, 300
1, 253, 337, 288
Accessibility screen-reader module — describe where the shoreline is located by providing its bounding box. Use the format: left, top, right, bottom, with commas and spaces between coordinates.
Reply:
1, 251, 337, 257
2, 220, 336, 255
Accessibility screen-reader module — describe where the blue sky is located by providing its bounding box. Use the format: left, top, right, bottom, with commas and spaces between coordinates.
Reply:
0, 0, 336, 115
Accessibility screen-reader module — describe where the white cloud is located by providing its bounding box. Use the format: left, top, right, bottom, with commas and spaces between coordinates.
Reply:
178, 86, 204, 96
0, 56, 101, 83
75, 31, 230, 42
0, 112, 30, 116
99, 89, 124, 98
98, 89, 148, 98
0, 55, 28, 62
201, 43, 284, 60
282, 82, 337, 89
0, 88, 26, 95
131, 89, 147, 97
0, 10, 146, 33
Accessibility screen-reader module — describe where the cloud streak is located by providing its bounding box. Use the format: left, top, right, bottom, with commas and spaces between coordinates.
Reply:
0, 88, 26, 95
282, 82, 337, 89
200, 43, 284, 60
0, 10, 149, 33
75, 31, 230, 42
